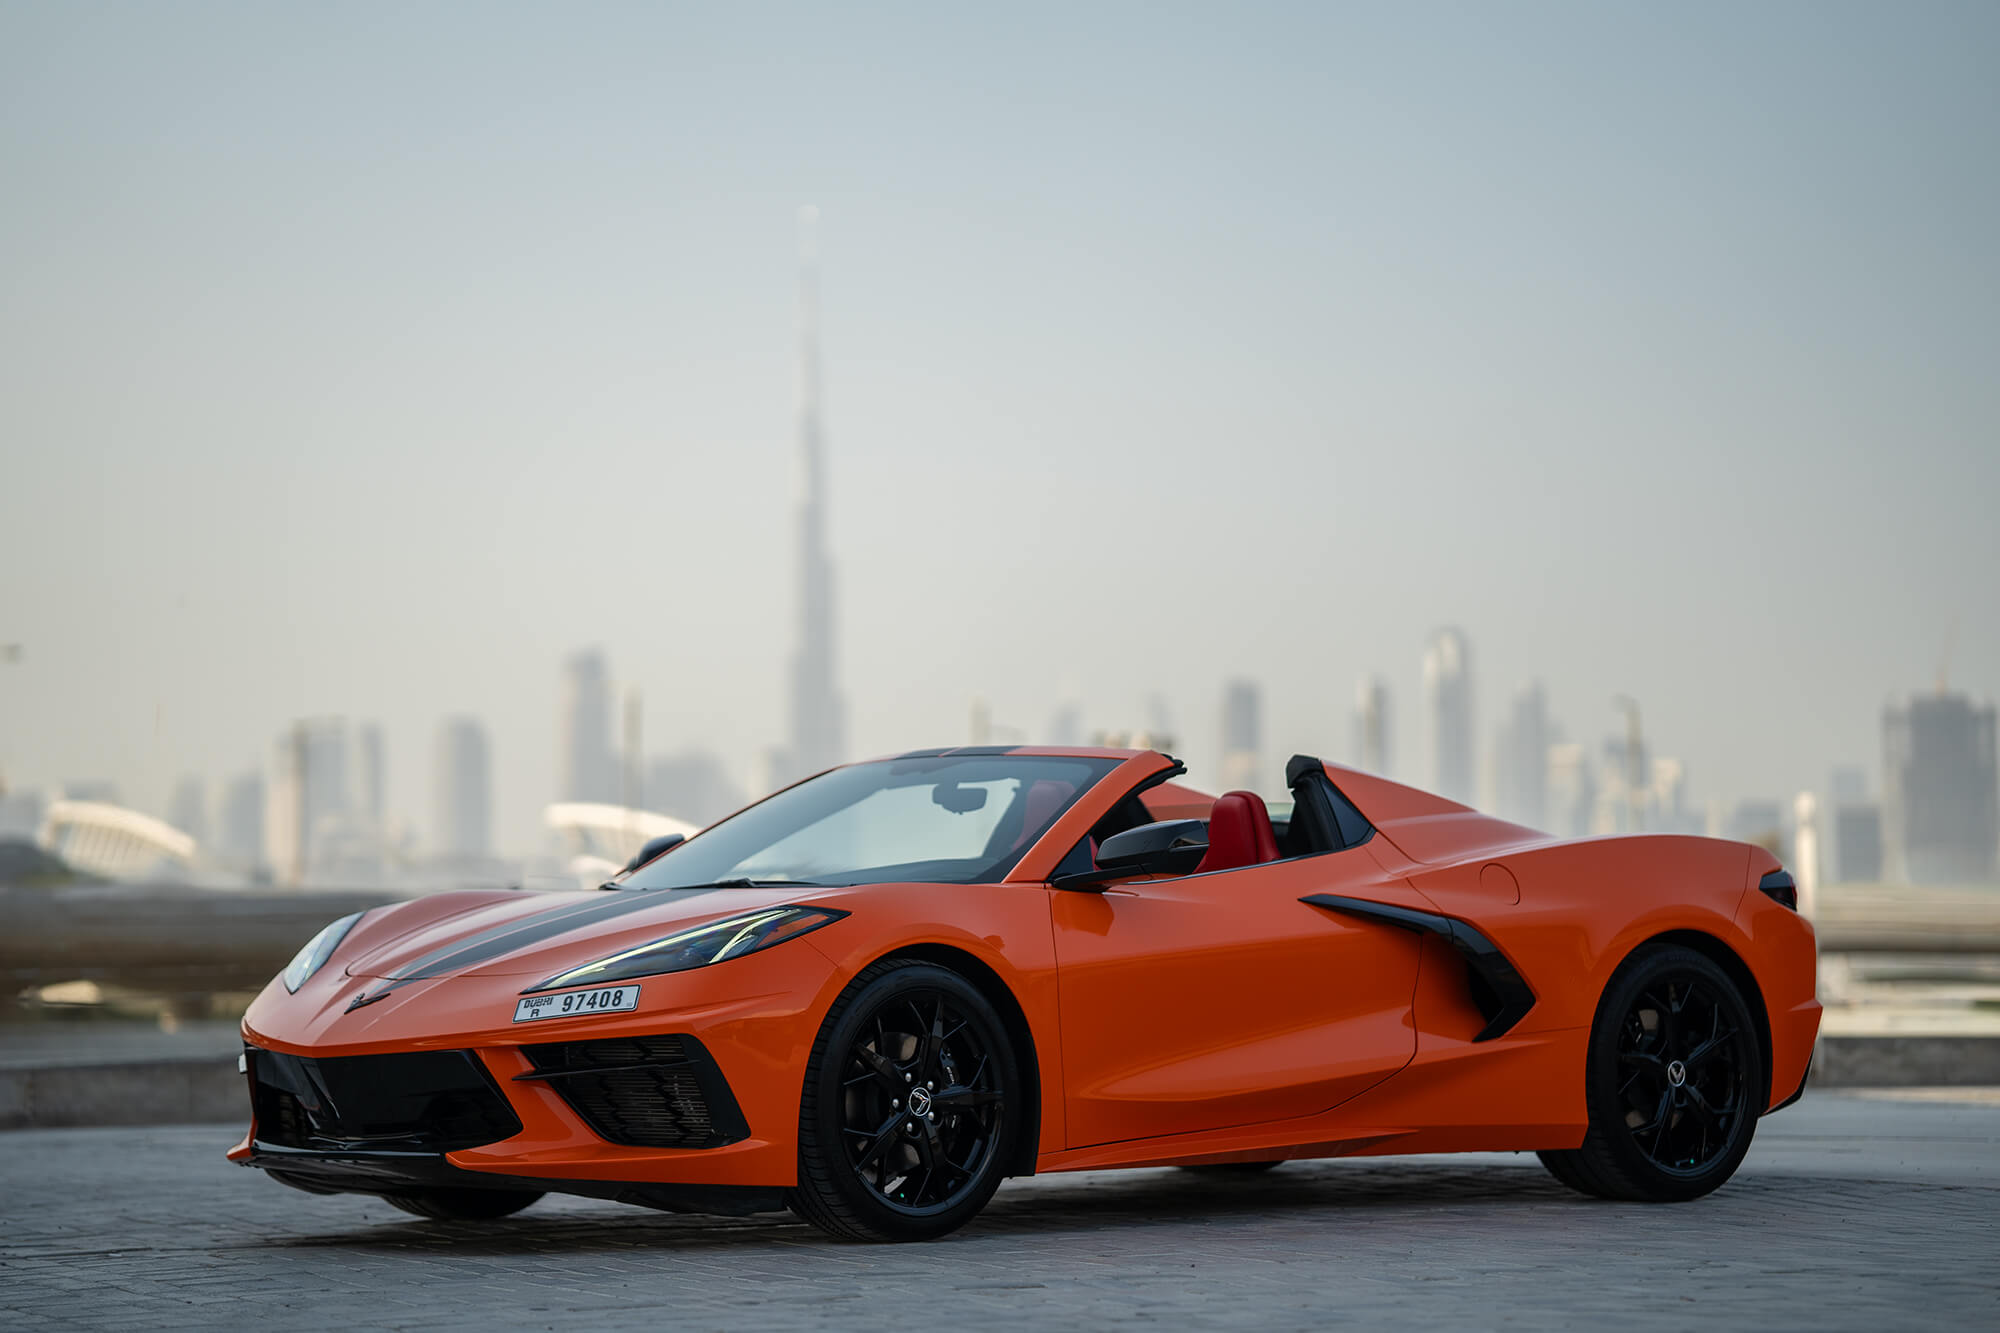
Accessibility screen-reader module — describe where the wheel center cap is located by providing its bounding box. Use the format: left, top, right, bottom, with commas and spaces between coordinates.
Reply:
908, 1087, 933, 1116
1667, 1060, 1688, 1087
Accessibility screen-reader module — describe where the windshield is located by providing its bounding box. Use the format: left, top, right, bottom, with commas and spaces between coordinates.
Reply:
620, 754, 1119, 890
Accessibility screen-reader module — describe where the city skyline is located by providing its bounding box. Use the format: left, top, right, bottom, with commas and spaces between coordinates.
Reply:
2, 4, 1996, 853
16, 632, 1990, 874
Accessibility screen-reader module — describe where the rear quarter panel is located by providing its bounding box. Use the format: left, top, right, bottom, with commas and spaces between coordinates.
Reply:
1376, 830, 1817, 1115
1390, 833, 1755, 1037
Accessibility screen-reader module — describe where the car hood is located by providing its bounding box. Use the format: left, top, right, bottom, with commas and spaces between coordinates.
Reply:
343, 885, 836, 982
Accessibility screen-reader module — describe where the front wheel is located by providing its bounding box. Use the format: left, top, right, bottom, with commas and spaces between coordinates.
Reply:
1540, 943, 1762, 1202
790, 960, 1022, 1242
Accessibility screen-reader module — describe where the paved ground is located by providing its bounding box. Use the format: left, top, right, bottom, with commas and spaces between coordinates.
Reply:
3, 1094, 1995, 1331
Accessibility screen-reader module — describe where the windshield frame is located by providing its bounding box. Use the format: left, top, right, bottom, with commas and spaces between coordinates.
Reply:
616, 752, 1124, 891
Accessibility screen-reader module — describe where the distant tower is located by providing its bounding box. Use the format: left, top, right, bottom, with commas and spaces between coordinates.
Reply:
1423, 628, 1475, 805
1045, 702, 1082, 747
784, 206, 847, 780
1353, 676, 1392, 776
1220, 679, 1261, 792
560, 649, 617, 803
265, 717, 350, 885
217, 770, 265, 873
1546, 741, 1595, 838
1883, 689, 1998, 884
166, 775, 209, 847
356, 723, 385, 828
433, 717, 492, 860
1493, 681, 1550, 829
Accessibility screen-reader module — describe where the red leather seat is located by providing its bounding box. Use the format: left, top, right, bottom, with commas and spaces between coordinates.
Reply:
1196, 790, 1280, 874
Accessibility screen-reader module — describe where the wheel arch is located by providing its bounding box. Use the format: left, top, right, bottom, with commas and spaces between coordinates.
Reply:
874, 942, 1043, 1178
1623, 929, 1774, 1111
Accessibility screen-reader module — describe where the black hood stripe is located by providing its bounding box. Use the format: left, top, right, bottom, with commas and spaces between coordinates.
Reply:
350, 890, 719, 1003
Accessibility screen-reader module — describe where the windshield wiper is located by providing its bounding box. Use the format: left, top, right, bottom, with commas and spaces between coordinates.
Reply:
617, 876, 834, 892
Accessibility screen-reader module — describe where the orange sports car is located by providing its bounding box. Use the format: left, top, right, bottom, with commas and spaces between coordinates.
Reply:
231, 747, 1819, 1241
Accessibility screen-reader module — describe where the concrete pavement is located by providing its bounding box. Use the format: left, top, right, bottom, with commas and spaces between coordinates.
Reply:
2, 1093, 1995, 1330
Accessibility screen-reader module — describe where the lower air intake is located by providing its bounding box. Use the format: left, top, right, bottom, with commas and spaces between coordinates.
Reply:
247, 1047, 523, 1152
521, 1034, 749, 1149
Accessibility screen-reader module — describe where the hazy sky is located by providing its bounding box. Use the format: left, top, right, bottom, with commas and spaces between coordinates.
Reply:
3, 1, 1996, 852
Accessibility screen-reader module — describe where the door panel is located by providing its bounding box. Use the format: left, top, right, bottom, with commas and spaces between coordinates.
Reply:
1051, 850, 1427, 1149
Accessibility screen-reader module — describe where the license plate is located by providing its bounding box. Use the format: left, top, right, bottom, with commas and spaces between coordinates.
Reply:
513, 984, 640, 1023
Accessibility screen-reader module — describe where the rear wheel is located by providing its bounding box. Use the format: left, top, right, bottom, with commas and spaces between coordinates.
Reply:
1540, 943, 1762, 1202
382, 1188, 543, 1221
790, 960, 1021, 1242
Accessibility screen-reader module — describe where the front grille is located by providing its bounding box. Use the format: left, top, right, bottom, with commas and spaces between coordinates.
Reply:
247, 1047, 522, 1152
521, 1033, 748, 1149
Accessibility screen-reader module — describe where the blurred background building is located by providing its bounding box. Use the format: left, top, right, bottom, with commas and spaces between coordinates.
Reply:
432, 716, 493, 863
1219, 679, 1261, 793
1493, 682, 1550, 830
1829, 764, 1885, 886
782, 207, 847, 787
1884, 689, 1999, 885
1352, 677, 1392, 778
559, 649, 617, 805
1423, 628, 1475, 806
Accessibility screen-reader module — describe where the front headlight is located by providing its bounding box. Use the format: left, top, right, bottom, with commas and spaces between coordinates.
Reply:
527, 905, 847, 992
281, 912, 364, 993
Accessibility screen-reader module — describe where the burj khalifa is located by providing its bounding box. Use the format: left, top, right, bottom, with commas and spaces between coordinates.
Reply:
784, 206, 846, 780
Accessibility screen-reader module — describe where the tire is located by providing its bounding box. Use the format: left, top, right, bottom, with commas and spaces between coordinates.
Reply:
789, 959, 1022, 1242
1534, 1146, 1607, 1197
382, 1188, 544, 1221
1540, 943, 1762, 1202
1178, 1161, 1282, 1176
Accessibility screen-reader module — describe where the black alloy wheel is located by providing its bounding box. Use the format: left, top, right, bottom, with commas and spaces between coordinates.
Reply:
791, 959, 1020, 1241
382, 1188, 543, 1221
1539, 943, 1762, 1202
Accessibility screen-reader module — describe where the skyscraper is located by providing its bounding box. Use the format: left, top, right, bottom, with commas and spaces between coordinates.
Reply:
1045, 702, 1083, 747
434, 716, 492, 860
1423, 628, 1475, 806
217, 770, 265, 873
560, 649, 617, 803
1546, 741, 1596, 838
1352, 676, 1391, 776
1831, 802, 1884, 883
784, 206, 846, 781
265, 717, 351, 884
1219, 679, 1261, 792
1883, 689, 1998, 884
1493, 681, 1550, 829
166, 775, 208, 846
356, 723, 385, 828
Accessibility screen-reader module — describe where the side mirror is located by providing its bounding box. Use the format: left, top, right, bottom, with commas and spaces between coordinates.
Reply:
1054, 818, 1207, 891
621, 832, 686, 875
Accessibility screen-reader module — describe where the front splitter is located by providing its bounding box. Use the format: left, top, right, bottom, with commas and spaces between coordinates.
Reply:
241, 1140, 790, 1217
